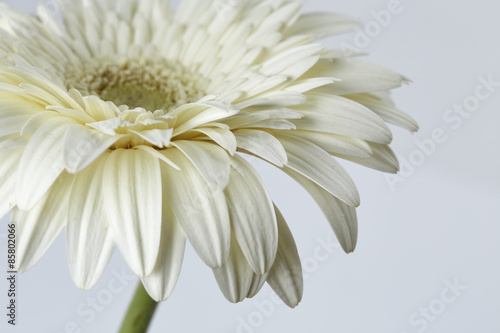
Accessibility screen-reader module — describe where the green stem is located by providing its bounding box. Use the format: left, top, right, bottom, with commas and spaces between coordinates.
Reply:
119, 281, 159, 333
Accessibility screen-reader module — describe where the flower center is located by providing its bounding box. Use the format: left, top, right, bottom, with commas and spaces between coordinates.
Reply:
65, 57, 207, 111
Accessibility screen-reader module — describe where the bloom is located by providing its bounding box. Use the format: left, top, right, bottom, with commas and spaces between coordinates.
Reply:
0, 0, 417, 306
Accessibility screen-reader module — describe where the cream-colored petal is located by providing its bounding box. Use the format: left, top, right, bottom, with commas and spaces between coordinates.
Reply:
266, 205, 303, 308
0, 98, 43, 137
103, 149, 162, 276
66, 154, 115, 290
0, 148, 22, 218
225, 155, 278, 274
292, 130, 372, 159
172, 140, 231, 190
16, 116, 77, 210
247, 273, 269, 299
292, 92, 393, 144
285, 13, 362, 39
0, 134, 29, 152
63, 124, 122, 173
12, 172, 74, 273
303, 58, 408, 95
161, 148, 230, 269
192, 127, 238, 155
277, 133, 360, 207
213, 234, 254, 303
284, 168, 358, 253
334, 142, 400, 174
234, 129, 288, 167
346, 93, 419, 132
141, 199, 186, 302
172, 103, 239, 136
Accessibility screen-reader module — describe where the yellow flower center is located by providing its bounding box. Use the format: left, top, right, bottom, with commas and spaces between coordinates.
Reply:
65, 57, 207, 111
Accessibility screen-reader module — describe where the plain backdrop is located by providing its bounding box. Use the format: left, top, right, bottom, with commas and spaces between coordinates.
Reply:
1, 1, 499, 332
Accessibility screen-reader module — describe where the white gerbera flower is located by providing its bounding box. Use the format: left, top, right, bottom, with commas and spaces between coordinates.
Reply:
0, 0, 417, 307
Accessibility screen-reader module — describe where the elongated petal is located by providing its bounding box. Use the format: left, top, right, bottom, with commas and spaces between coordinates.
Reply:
12, 172, 74, 273
66, 154, 115, 290
261, 44, 324, 77
303, 58, 408, 95
192, 128, 237, 155
285, 13, 362, 39
161, 148, 230, 268
346, 93, 419, 132
235, 129, 288, 166
267, 205, 303, 308
225, 155, 278, 274
103, 149, 162, 276
63, 124, 122, 173
16, 116, 77, 210
0, 98, 44, 137
292, 93, 393, 144
129, 128, 173, 148
247, 273, 269, 299
141, 199, 186, 302
172, 103, 239, 136
0, 134, 29, 152
335, 142, 399, 173
284, 168, 357, 253
292, 130, 372, 158
0, 148, 22, 218
172, 140, 231, 190
277, 134, 360, 207
213, 234, 254, 303
134, 145, 181, 170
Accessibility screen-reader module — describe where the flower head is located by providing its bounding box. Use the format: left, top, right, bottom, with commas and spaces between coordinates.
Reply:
0, 0, 417, 306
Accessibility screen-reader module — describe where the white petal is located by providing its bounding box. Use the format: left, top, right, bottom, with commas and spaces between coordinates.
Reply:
63, 124, 122, 173
12, 172, 74, 273
286, 13, 362, 39
247, 273, 269, 299
292, 130, 372, 158
16, 116, 77, 210
160, 148, 230, 268
192, 127, 237, 155
0, 134, 29, 152
129, 128, 173, 148
82, 96, 121, 122
66, 154, 115, 290
241, 119, 296, 131
0, 98, 43, 137
248, 108, 303, 120
244, 75, 288, 98
172, 140, 231, 190
213, 234, 254, 303
292, 92, 393, 144
0, 148, 22, 218
172, 103, 239, 136
346, 93, 419, 132
134, 145, 181, 170
266, 205, 303, 308
260, 44, 324, 77
225, 155, 278, 274
86, 117, 121, 135
277, 134, 360, 207
103, 149, 162, 276
285, 77, 336, 93
238, 91, 307, 109
335, 142, 400, 173
284, 168, 358, 253
141, 200, 186, 302
234, 129, 288, 167
304, 58, 408, 94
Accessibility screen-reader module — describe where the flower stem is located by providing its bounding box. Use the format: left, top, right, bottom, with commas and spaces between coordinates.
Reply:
119, 281, 159, 333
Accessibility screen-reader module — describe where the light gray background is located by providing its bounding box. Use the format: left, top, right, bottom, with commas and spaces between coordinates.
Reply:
1, 0, 499, 332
